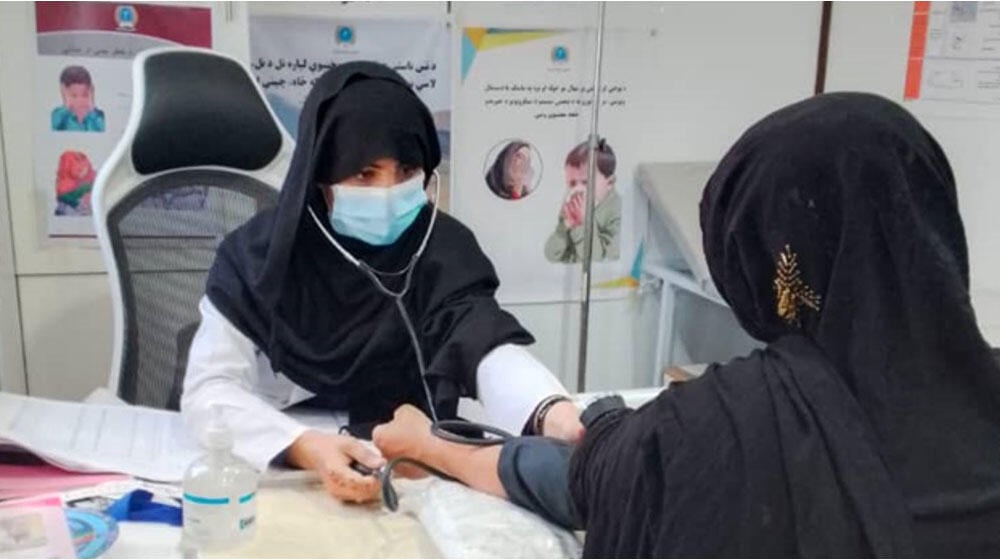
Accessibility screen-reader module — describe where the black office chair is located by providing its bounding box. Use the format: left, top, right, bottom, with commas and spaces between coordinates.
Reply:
93, 47, 293, 409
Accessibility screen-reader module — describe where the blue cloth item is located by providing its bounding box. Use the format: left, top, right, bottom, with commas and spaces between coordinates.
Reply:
104, 489, 182, 527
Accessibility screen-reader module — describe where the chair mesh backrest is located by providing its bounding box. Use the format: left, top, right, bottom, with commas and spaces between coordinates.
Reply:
107, 169, 277, 408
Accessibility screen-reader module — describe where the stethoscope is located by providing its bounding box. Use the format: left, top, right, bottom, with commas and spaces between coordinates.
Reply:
306, 170, 514, 510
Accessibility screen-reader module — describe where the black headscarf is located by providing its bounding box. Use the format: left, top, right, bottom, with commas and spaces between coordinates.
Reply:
569, 93, 1000, 557
204, 62, 533, 428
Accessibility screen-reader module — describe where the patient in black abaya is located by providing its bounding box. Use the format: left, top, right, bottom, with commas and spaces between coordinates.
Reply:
373, 92, 1000, 557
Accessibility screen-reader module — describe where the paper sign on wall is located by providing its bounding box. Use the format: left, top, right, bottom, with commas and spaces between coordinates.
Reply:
905, 1, 1000, 104
248, 16, 452, 207
34, 2, 212, 239
452, 28, 650, 304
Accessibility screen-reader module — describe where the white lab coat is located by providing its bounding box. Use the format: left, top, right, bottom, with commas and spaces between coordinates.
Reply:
181, 297, 567, 471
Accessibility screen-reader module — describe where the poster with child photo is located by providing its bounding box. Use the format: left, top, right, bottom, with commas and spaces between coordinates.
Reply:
544, 138, 621, 264
34, 2, 212, 239
50, 65, 106, 133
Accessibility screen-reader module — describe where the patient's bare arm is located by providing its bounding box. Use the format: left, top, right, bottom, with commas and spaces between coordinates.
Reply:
372, 404, 507, 498
372, 404, 581, 529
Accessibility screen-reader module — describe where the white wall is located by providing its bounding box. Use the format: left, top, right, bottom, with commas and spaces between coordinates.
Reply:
0, 1, 821, 400
0, 109, 25, 393
826, 2, 1000, 345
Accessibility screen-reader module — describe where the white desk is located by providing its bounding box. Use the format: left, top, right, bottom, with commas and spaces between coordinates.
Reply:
643, 263, 727, 386
104, 521, 184, 559
635, 161, 730, 386
102, 474, 584, 559
104, 480, 438, 559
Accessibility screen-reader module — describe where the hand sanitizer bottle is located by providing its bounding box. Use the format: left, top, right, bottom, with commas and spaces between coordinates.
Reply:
181, 406, 258, 554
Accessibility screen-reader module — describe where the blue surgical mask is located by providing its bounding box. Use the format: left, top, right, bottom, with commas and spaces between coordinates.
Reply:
329, 173, 428, 246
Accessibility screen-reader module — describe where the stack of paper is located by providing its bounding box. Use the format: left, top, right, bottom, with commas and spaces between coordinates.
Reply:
0, 393, 354, 484
0, 393, 201, 483
0, 465, 128, 502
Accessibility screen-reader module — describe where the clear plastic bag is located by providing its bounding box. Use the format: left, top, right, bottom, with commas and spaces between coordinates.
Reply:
397, 479, 582, 559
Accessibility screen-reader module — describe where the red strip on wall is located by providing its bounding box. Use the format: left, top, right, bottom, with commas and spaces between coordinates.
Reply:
904, 1, 931, 100
35, 2, 211, 48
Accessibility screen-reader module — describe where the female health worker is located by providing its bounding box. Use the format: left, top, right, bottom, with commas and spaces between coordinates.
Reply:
182, 62, 583, 503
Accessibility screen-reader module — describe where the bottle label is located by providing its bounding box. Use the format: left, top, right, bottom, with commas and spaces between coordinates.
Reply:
183, 492, 256, 547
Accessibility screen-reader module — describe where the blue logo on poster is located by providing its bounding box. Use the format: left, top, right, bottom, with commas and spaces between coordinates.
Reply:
552, 46, 568, 63
115, 5, 137, 31
336, 26, 355, 45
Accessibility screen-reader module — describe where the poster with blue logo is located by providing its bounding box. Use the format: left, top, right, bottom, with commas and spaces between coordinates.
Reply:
453, 28, 651, 304
34, 2, 212, 238
248, 16, 452, 208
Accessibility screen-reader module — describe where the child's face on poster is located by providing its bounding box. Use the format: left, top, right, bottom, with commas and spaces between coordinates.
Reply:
560, 164, 616, 229
505, 146, 533, 192
61, 84, 94, 119
564, 164, 614, 201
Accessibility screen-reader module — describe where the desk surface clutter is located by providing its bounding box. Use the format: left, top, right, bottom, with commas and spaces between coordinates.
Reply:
2, 474, 581, 559
0, 390, 596, 559
202, 478, 581, 559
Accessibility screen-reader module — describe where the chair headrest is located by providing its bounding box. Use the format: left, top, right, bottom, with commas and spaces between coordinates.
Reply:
131, 50, 284, 175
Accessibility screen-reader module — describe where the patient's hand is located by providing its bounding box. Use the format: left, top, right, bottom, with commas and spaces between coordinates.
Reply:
372, 405, 435, 479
